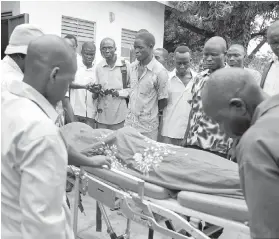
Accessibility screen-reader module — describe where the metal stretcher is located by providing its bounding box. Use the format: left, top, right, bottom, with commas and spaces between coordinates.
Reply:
69, 166, 250, 239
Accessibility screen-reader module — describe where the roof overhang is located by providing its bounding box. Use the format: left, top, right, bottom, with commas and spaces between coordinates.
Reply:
157, 1, 175, 8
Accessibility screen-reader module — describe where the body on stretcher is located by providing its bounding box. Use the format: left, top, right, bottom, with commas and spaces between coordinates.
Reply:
68, 166, 250, 239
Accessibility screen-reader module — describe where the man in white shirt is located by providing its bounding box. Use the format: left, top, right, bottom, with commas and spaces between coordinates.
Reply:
260, 20, 279, 96
161, 45, 196, 145
93, 38, 130, 130
69, 41, 96, 128
227, 44, 262, 85
1, 24, 111, 165
2, 35, 77, 239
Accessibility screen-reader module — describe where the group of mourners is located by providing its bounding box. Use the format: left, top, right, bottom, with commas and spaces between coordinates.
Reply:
1, 19, 279, 239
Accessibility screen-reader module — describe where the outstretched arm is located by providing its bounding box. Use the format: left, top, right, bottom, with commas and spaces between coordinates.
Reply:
67, 143, 111, 168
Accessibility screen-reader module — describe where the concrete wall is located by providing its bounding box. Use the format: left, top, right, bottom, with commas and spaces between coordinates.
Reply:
17, 1, 165, 62
1, 1, 20, 15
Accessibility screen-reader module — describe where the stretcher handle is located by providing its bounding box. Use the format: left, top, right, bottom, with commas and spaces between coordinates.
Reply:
110, 168, 144, 183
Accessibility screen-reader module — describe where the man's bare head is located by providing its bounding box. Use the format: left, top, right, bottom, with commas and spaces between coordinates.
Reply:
201, 68, 265, 138
174, 45, 191, 76
203, 36, 227, 71
81, 41, 96, 67
227, 44, 246, 68
267, 20, 279, 58
23, 34, 77, 106
134, 32, 155, 62
154, 48, 168, 67
100, 38, 116, 60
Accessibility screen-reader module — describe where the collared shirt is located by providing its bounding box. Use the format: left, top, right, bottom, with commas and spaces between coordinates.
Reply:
236, 94, 279, 238
1, 55, 23, 92
1, 55, 66, 126
186, 68, 232, 154
70, 63, 96, 118
1, 79, 74, 239
95, 56, 130, 124
125, 57, 169, 133
161, 69, 196, 139
244, 67, 262, 86
263, 57, 279, 96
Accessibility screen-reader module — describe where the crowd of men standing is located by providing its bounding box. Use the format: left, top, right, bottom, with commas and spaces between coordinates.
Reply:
59, 24, 278, 161
1, 19, 279, 239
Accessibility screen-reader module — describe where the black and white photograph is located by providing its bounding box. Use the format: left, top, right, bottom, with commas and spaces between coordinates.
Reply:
1, 1, 279, 239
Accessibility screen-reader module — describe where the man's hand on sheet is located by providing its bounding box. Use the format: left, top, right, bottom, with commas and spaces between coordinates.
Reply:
88, 155, 112, 169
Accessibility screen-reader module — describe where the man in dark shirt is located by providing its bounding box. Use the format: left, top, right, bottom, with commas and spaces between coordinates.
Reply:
182, 36, 232, 158
201, 67, 279, 238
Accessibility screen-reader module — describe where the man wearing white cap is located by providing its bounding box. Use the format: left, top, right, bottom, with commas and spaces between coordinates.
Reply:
2, 32, 111, 238
1, 24, 44, 91
1, 23, 75, 124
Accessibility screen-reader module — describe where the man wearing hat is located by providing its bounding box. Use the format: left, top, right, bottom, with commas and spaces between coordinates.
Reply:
1, 23, 111, 206
1, 24, 44, 91
1, 23, 75, 124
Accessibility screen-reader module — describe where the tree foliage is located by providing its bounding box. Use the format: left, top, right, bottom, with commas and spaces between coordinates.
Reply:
164, 1, 279, 57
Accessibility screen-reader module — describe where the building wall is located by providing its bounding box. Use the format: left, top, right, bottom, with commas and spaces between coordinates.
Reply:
1, 1, 20, 15
18, 1, 165, 62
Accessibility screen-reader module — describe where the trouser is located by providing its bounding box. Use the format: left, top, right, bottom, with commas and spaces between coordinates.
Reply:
75, 115, 96, 129
161, 136, 183, 146
186, 145, 228, 159
141, 128, 159, 141
96, 121, 125, 130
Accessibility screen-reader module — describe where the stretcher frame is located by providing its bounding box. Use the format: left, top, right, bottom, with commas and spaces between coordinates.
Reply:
68, 166, 250, 239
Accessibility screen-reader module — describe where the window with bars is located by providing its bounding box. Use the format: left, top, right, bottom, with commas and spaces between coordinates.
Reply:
1, 12, 13, 18
61, 15, 95, 54
121, 28, 137, 61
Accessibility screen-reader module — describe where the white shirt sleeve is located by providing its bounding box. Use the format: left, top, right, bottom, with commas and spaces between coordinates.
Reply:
19, 134, 69, 239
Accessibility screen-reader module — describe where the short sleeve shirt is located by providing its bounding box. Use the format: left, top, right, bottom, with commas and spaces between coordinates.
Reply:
70, 63, 96, 118
125, 57, 169, 133
186, 69, 232, 154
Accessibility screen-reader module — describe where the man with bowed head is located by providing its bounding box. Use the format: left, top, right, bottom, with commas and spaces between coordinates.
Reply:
1, 35, 110, 238
201, 67, 279, 238
69, 41, 97, 128
161, 45, 196, 145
